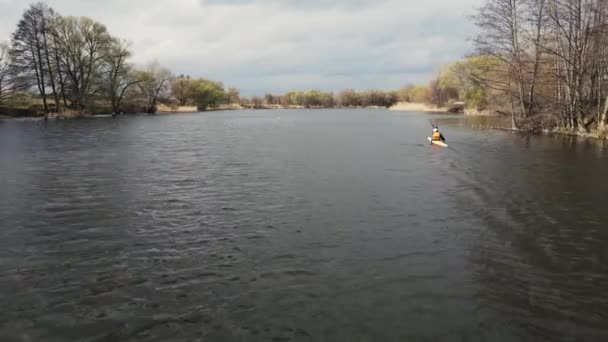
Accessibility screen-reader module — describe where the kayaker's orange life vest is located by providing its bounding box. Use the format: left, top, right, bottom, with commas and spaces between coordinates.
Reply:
432, 131, 442, 141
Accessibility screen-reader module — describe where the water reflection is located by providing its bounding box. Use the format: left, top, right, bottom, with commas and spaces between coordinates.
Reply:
1, 111, 607, 341
445, 130, 608, 341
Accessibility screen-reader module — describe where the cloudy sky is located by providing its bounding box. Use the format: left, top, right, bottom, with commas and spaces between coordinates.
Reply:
0, 0, 482, 96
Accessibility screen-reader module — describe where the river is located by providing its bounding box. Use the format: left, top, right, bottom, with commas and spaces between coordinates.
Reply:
1, 109, 607, 341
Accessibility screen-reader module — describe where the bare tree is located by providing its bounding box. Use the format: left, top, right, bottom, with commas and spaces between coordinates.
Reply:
227, 87, 240, 104
137, 62, 173, 113
546, 0, 601, 131
474, 0, 528, 122
10, 3, 53, 112
53, 16, 112, 109
4, 3, 243, 116
101, 39, 139, 113
0, 43, 21, 105
522, 0, 549, 115
471, 0, 608, 132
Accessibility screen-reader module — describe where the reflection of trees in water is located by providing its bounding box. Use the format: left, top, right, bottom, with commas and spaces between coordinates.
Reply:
436, 116, 513, 130
447, 136, 608, 340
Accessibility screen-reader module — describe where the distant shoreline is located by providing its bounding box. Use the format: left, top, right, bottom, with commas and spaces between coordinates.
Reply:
0, 106, 392, 120
1, 107, 606, 140
388, 102, 449, 113
388, 101, 475, 114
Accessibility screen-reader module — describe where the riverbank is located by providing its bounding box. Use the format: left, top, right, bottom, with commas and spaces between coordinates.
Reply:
389, 102, 448, 113
389, 101, 466, 113
450, 114, 608, 140
156, 104, 199, 113
241, 104, 390, 110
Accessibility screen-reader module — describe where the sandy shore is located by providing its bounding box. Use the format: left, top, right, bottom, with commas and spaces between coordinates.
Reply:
156, 104, 199, 113
389, 102, 449, 113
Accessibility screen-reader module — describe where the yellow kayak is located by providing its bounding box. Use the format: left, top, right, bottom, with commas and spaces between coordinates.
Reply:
428, 137, 448, 147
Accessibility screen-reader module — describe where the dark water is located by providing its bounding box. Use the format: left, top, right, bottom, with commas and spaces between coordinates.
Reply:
1, 109, 607, 342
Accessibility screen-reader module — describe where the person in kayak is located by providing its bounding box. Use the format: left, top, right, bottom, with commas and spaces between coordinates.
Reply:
431, 126, 446, 143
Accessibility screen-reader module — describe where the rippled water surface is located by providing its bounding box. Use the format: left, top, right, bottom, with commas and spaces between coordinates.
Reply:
1, 109, 608, 341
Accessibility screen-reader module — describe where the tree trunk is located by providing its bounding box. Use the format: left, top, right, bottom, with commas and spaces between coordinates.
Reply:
508, 74, 517, 130
33, 27, 48, 113
600, 93, 608, 130
42, 21, 59, 112
52, 33, 68, 109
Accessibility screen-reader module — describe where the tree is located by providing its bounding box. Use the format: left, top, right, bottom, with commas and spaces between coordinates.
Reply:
473, 0, 528, 125
53, 16, 113, 109
10, 3, 54, 112
546, 0, 604, 131
470, 0, 608, 132
47, 8, 69, 110
409, 86, 431, 103
447, 57, 497, 110
397, 85, 416, 102
227, 87, 240, 104
171, 75, 195, 106
251, 96, 263, 108
4, 3, 240, 116
338, 89, 360, 107
264, 93, 276, 105
0, 43, 20, 105
192, 79, 227, 110
137, 62, 172, 113
101, 39, 139, 114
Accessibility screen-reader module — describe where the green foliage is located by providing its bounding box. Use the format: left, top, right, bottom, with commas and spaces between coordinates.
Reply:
280, 90, 334, 107
338, 89, 399, 107
136, 62, 173, 113
193, 79, 227, 110
4, 92, 33, 108
3, 3, 238, 115
168, 77, 230, 110
400, 57, 501, 110
408, 86, 431, 104
447, 56, 502, 110
171, 76, 198, 106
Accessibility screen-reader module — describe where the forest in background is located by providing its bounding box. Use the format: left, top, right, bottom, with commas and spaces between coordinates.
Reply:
3, 0, 608, 138
0, 3, 235, 116
415, 0, 608, 135
0, 3, 405, 116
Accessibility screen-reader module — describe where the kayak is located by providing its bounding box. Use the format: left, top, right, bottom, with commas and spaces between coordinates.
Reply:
428, 137, 448, 147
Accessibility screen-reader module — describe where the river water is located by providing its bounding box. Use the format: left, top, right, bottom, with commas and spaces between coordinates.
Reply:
1, 109, 607, 341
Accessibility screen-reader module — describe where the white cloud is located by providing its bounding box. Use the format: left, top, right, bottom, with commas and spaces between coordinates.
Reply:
0, 0, 483, 95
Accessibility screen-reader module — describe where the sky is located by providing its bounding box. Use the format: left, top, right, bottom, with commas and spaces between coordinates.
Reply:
0, 0, 482, 96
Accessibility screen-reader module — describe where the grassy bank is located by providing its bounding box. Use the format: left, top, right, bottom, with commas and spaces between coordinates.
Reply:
0, 106, 44, 118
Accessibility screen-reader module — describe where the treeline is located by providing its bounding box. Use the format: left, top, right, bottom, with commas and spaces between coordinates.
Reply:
390, 0, 608, 135
461, 0, 608, 133
396, 83, 460, 108
0, 3, 233, 116
241, 89, 400, 108
171, 76, 239, 110
394, 58, 495, 111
